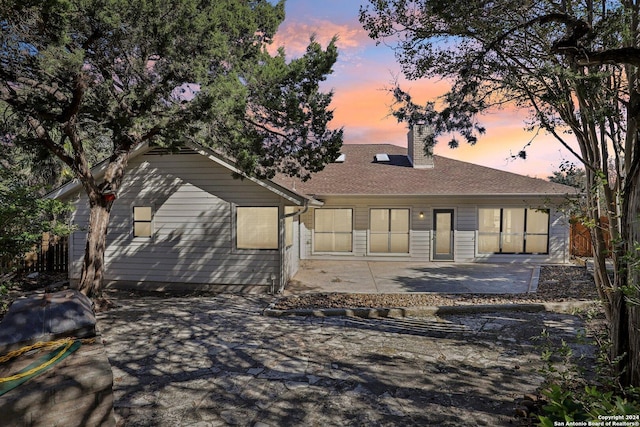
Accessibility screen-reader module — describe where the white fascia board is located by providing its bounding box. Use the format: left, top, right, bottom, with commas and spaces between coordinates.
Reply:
46, 140, 323, 207
185, 142, 321, 207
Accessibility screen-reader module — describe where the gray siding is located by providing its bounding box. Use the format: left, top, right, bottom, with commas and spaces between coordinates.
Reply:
69, 151, 297, 290
300, 196, 570, 264
282, 216, 300, 289
454, 205, 476, 262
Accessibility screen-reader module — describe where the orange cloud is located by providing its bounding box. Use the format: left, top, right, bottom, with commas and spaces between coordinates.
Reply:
268, 5, 579, 178
326, 76, 579, 177
326, 72, 451, 144
431, 110, 581, 178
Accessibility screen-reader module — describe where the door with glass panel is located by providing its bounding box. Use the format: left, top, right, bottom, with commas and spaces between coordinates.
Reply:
433, 209, 454, 260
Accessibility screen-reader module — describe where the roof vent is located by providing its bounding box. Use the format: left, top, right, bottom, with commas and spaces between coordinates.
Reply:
334, 153, 346, 163
374, 153, 390, 162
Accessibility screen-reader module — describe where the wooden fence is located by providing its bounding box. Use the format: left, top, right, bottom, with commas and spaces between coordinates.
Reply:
1, 234, 69, 275
570, 216, 611, 258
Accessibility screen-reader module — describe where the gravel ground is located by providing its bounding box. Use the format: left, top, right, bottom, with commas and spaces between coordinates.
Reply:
271, 265, 600, 310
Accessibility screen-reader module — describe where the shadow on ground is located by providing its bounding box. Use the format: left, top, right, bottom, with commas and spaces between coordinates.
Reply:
97, 295, 595, 426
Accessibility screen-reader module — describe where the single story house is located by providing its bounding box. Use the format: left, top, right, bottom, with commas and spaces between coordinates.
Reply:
51, 125, 578, 293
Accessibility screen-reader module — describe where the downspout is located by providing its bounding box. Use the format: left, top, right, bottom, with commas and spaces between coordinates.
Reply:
278, 200, 311, 294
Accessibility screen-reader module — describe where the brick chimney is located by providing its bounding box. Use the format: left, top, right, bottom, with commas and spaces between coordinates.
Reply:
407, 124, 434, 169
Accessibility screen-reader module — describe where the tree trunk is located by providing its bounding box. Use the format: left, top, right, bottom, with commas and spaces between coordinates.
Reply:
619, 168, 640, 387
74, 138, 131, 299
626, 305, 640, 387
77, 199, 112, 298
611, 289, 631, 386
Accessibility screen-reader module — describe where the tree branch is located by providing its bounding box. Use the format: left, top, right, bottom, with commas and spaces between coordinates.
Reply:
140, 126, 163, 143
58, 73, 88, 123
25, 116, 75, 167
244, 116, 290, 140
15, 77, 68, 103
489, 13, 591, 54
575, 47, 640, 66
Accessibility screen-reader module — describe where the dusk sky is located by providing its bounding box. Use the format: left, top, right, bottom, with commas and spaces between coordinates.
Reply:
272, 0, 580, 179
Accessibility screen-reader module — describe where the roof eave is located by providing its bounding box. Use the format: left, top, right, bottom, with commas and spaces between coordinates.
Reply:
185, 142, 322, 207
46, 141, 323, 207
45, 141, 153, 200
306, 192, 580, 198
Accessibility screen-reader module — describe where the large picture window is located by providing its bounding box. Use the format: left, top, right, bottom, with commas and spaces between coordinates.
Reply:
314, 209, 353, 252
478, 208, 549, 254
237, 207, 278, 250
370, 208, 410, 253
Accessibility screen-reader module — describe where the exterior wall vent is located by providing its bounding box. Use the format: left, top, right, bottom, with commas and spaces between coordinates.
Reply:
146, 147, 198, 156
374, 153, 390, 162
334, 153, 346, 163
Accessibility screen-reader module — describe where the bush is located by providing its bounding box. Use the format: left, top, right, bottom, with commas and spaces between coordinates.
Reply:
0, 181, 72, 272
535, 309, 640, 426
539, 384, 640, 426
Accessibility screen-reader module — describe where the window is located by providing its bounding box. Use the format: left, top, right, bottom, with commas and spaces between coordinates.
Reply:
370, 209, 410, 253
237, 207, 278, 250
133, 206, 153, 238
526, 209, 550, 253
478, 208, 549, 254
314, 209, 353, 252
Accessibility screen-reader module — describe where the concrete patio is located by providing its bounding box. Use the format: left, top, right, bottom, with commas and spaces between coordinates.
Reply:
286, 260, 541, 295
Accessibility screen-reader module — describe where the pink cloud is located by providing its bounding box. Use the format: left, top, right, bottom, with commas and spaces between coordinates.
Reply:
326, 75, 579, 177
269, 2, 578, 179
270, 19, 370, 58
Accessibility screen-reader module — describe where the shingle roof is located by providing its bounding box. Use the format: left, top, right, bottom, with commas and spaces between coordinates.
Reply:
273, 144, 578, 197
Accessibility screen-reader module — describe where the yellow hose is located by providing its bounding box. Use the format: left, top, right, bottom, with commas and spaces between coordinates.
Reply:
0, 337, 95, 383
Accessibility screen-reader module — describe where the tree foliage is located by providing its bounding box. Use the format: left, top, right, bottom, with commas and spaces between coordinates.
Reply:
360, 0, 640, 388
0, 169, 72, 272
1, 0, 341, 182
0, 0, 343, 297
549, 160, 587, 192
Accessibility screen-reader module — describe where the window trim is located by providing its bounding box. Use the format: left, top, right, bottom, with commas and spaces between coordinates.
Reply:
235, 206, 280, 251
477, 207, 550, 255
132, 206, 154, 239
368, 208, 411, 255
312, 208, 354, 254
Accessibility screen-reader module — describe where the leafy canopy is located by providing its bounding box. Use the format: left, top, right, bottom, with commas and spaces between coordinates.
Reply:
0, 0, 342, 186
359, 0, 632, 164
548, 160, 587, 192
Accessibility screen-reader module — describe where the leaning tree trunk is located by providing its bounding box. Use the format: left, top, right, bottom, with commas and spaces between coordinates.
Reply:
77, 199, 112, 299
74, 138, 132, 299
